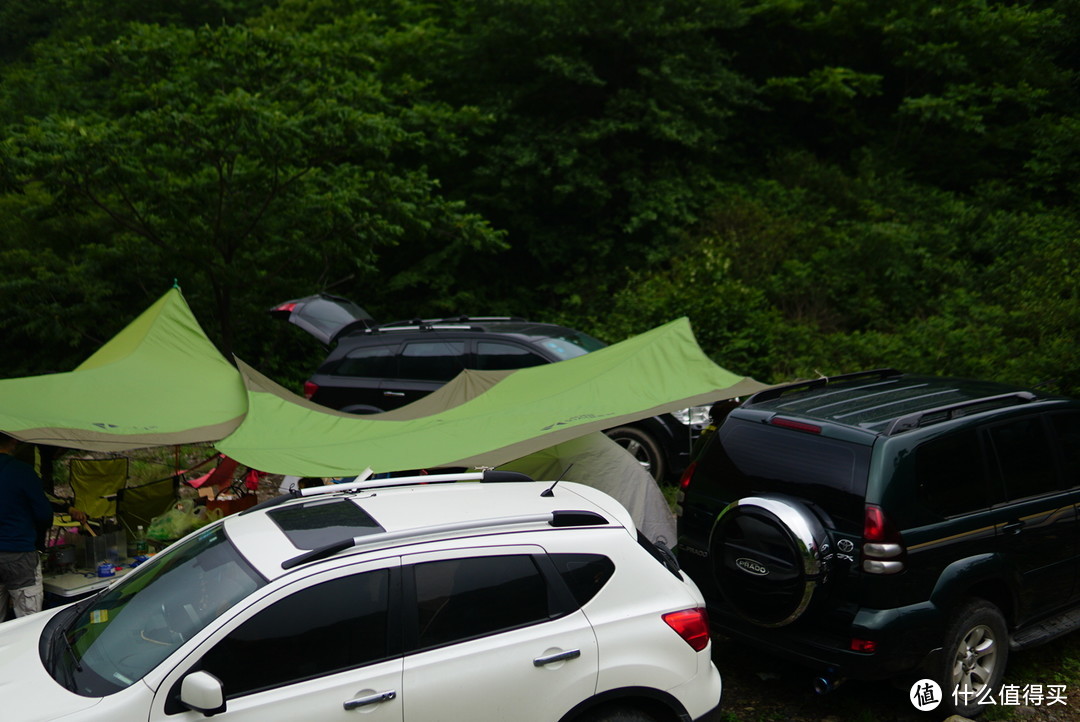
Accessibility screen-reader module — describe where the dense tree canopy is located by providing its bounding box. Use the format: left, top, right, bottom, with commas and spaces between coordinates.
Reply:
0, 0, 1077, 396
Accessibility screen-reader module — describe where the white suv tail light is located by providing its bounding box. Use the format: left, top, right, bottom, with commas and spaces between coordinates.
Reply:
662, 608, 710, 651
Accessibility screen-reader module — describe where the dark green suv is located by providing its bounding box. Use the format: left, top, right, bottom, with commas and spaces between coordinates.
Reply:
676, 369, 1080, 717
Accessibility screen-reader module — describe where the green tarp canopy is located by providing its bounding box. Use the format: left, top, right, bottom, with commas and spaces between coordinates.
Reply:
0, 288, 246, 450
217, 318, 767, 477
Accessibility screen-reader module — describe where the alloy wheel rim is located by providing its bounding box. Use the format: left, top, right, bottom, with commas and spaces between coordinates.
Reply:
951, 623, 998, 705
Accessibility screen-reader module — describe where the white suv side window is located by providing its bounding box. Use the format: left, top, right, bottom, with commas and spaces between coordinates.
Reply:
198, 570, 392, 698
412, 555, 549, 650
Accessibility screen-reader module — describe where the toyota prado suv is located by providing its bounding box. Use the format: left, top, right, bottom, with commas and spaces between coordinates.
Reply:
676, 369, 1080, 717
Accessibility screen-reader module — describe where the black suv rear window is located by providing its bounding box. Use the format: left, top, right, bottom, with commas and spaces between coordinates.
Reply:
712, 420, 871, 531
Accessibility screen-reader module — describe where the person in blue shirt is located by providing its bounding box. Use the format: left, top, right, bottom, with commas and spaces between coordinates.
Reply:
0, 432, 54, 621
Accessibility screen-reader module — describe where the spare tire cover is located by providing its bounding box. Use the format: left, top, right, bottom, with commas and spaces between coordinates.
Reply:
709, 495, 832, 628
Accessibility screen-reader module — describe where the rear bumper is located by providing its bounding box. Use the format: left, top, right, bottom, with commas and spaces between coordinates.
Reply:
708, 601, 946, 680
668, 648, 722, 721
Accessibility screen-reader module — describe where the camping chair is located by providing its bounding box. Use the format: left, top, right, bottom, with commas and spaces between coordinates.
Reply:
116, 477, 180, 539
69, 457, 129, 520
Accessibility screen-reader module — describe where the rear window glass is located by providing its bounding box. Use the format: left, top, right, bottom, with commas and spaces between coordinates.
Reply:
1050, 412, 1080, 488
987, 416, 1062, 501
268, 499, 383, 550
400, 341, 467, 381
549, 553, 615, 606
333, 346, 395, 378
475, 341, 548, 370
915, 429, 990, 518
712, 420, 871, 531
535, 332, 606, 360
412, 555, 550, 649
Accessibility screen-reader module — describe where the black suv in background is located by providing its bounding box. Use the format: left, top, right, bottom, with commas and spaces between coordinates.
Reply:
272, 294, 711, 482
676, 369, 1080, 717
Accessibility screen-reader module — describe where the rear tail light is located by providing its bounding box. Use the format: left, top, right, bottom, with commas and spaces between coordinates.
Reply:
662, 607, 710, 652
850, 637, 877, 653
303, 381, 319, 400
861, 504, 905, 574
678, 461, 697, 492
273, 301, 298, 313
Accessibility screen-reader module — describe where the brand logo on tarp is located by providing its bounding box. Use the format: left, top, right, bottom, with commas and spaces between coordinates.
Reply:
735, 558, 769, 576
541, 413, 615, 431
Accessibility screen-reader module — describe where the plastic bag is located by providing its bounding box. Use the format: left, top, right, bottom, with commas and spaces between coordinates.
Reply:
147, 499, 223, 541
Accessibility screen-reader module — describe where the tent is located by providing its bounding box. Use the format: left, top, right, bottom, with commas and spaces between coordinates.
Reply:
0, 288, 246, 451
216, 317, 767, 477
497, 432, 677, 545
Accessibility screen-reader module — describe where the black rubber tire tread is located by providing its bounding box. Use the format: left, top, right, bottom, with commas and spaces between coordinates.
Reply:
937, 598, 1009, 718
578, 704, 661, 722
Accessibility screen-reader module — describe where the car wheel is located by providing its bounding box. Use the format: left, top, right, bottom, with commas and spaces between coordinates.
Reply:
579, 704, 659, 722
937, 599, 1009, 718
708, 495, 831, 627
605, 426, 666, 482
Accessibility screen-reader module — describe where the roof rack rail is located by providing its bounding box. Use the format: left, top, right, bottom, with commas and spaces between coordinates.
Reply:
885, 391, 1037, 436
371, 312, 522, 328
298, 469, 534, 497
240, 470, 535, 516
281, 508, 608, 570
747, 368, 903, 404
439, 315, 527, 323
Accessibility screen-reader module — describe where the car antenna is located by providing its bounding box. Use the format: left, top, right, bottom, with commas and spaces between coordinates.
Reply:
541, 464, 573, 497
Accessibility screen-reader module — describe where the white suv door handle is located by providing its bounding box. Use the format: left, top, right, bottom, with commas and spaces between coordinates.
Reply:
343, 690, 397, 710
533, 649, 581, 667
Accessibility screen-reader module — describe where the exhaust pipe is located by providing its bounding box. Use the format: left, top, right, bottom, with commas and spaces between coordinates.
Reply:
812, 673, 846, 695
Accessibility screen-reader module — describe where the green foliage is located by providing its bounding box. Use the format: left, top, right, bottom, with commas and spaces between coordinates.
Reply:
587, 155, 1080, 396
402, 0, 756, 310
0, 0, 1077, 402
0, 17, 503, 377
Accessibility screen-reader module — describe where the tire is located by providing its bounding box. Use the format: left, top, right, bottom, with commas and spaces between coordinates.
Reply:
340, 405, 383, 415
605, 426, 666, 482
579, 704, 659, 722
708, 496, 831, 627
937, 599, 1009, 718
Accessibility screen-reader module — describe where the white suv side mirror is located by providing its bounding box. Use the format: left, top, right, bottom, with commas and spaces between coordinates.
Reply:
180, 671, 227, 716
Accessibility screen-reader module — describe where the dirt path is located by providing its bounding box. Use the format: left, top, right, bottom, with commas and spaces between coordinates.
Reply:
702, 632, 1080, 722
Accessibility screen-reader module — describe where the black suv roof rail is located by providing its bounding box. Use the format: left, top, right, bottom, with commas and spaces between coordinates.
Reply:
362, 315, 529, 334
747, 368, 904, 404
884, 391, 1038, 436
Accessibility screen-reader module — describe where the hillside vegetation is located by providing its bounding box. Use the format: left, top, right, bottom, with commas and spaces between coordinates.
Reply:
1, 0, 1077, 394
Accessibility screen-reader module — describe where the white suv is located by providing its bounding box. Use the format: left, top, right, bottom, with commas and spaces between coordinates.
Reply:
4, 471, 722, 722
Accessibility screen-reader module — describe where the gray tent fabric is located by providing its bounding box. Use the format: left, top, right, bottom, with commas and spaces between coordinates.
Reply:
495, 432, 677, 545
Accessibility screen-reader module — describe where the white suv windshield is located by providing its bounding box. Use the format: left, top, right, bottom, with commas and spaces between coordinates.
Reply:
43, 526, 265, 697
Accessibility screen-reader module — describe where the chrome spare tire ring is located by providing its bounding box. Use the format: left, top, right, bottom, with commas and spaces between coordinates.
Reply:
709, 495, 832, 627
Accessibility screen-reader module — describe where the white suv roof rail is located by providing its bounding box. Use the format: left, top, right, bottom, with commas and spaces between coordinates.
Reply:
244, 470, 537, 517
281, 508, 610, 570
299, 470, 534, 497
